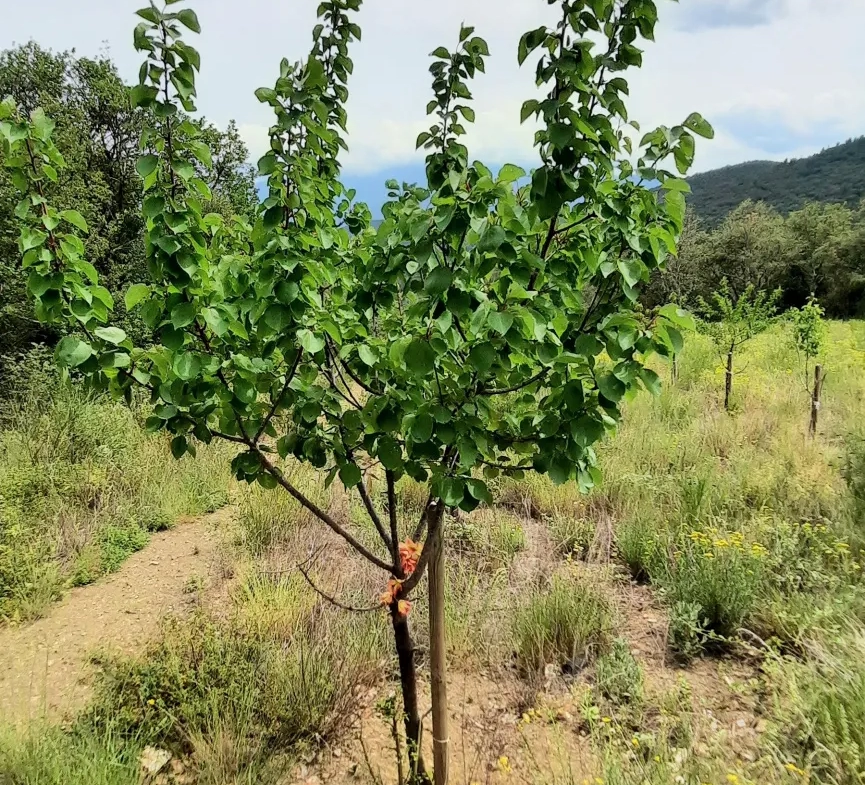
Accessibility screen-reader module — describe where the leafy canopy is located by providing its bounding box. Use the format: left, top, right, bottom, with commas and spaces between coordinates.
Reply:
2, 0, 711, 573
697, 278, 780, 352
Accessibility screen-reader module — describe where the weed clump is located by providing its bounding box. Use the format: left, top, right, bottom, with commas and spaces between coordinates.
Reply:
513, 574, 612, 677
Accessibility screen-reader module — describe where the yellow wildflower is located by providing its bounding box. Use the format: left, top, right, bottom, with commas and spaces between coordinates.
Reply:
498, 755, 512, 774
147, 699, 155, 706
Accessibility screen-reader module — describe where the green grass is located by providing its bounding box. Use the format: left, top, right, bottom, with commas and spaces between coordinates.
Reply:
0, 372, 230, 622
512, 572, 613, 678
0, 724, 140, 785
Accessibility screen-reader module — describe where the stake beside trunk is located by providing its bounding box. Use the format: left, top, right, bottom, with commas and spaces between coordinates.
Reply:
724, 346, 734, 411
428, 507, 448, 785
809, 363, 824, 438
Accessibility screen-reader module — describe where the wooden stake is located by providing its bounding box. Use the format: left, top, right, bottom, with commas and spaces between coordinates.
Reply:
428, 503, 448, 785
809, 363, 824, 438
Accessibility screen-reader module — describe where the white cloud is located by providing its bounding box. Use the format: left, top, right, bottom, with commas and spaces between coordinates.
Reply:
2, 0, 863, 178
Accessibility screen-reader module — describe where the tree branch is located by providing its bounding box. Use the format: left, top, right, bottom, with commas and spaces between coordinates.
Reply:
325, 336, 384, 396
356, 473, 394, 553
401, 500, 444, 596
297, 561, 381, 613
386, 469, 402, 570
478, 367, 549, 396
255, 348, 302, 442
253, 446, 394, 573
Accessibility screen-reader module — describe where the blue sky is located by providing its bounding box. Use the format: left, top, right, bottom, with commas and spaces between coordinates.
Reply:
4, 0, 864, 217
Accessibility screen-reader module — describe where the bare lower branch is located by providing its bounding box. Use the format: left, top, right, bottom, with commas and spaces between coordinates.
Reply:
297, 562, 381, 613
357, 474, 394, 552
253, 447, 394, 573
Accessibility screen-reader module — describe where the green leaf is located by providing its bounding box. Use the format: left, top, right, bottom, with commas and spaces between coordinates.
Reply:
136, 154, 158, 178
468, 342, 496, 374
487, 310, 514, 336
173, 351, 201, 381
264, 304, 292, 331
125, 283, 150, 311
94, 326, 127, 345
477, 225, 505, 252
518, 26, 547, 66
298, 329, 325, 354
378, 437, 403, 471
682, 112, 714, 139
431, 46, 451, 59
440, 478, 465, 507
405, 339, 436, 376
465, 478, 492, 505
597, 372, 626, 403
176, 8, 201, 33
498, 163, 526, 184
639, 368, 662, 396
171, 435, 188, 460
61, 209, 89, 233
424, 266, 452, 296
171, 302, 197, 329
55, 336, 92, 367
548, 455, 572, 486
658, 304, 696, 332
358, 344, 377, 366
339, 463, 362, 488
410, 412, 434, 443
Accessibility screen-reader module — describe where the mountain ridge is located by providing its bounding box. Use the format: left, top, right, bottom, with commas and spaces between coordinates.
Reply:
686, 136, 865, 225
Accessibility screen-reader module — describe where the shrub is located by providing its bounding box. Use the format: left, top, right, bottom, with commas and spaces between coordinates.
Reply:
667, 600, 707, 663
513, 574, 612, 677
85, 574, 385, 758
595, 638, 644, 705
548, 515, 595, 558
654, 527, 765, 640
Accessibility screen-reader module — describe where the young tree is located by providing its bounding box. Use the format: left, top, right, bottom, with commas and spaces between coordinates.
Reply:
790, 296, 826, 437
698, 279, 779, 411
1, 0, 711, 779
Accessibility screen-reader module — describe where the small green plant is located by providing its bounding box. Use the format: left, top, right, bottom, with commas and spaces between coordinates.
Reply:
595, 638, 644, 705
790, 296, 826, 436
667, 600, 706, 662
548, 515, 594, 558
655, 527, 765, 641
512, 574, 612, 678
697, 279, 780, 410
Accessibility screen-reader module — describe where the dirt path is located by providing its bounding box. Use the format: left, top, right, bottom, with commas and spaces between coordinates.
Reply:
0, 508, 232, 727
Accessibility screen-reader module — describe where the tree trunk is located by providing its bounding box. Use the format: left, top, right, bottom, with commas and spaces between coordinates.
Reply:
391, 608, 429, 784
671, 353, 679, 385
724, 347, 734, 411
428, 505, 448, 785
809, 363, 824, 438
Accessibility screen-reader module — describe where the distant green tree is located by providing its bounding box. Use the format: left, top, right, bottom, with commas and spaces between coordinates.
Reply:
0, 42, 255, 384
701, 201, 791, 300
697, 279, 779, 411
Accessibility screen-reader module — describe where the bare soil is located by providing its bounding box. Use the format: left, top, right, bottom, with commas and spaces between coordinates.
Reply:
0, 508, 233, 726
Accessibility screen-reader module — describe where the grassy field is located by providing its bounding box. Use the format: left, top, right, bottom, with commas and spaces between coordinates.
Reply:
0, 360, 231, 623
1, 320, 864, 784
